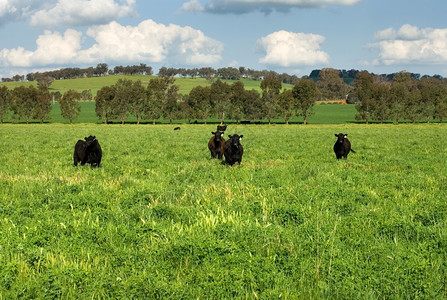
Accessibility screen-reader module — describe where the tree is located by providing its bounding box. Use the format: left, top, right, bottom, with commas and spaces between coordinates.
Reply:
317, 68, 348, 100
292, 79, 318, 125
33, 89, 52, 123
112, 79, 134, 124
390, 71, 419, 123
210, 79, 231, 124
370, 81, 391, 123
243, 90, 263, 122
434, 80, 447, 122
188, 85, 211, 124
260, 76, 282, 124
353, 72, 374, 124
36, 76, 54, 91
163, 85, 181, 124
95, 86, 116, 124
146, 76, 175, 124
228, 81, 246, 123
0, 86, 11, 123
81, 89, 93, 101
10, 86, 38, 124
60, 89, 81, 123
95, 63, 109, 76
418, 77, 440, 123
127, 80, 147, 124
277, 89, 296, 124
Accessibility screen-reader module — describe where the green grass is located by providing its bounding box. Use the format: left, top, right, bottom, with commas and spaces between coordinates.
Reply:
4, 101, 357, 124
0, 123, 446, 298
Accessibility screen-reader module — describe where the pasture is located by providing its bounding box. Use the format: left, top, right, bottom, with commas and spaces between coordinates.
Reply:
0, 123, 446, 298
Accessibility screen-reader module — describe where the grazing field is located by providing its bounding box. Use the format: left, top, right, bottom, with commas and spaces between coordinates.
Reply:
0, 123, 446, 298
5, 101, 358, 125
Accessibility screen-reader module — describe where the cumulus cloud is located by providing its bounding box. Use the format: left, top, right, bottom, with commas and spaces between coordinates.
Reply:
0, 0, 136, 28
0, 20, 223, 68
181, 0, 360, 14
257, 30, 329, 67
181, 0, 204, 12
371, 24, 447, 66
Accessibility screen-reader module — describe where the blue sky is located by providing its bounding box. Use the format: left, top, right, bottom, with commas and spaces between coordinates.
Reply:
1, 0, 447, 79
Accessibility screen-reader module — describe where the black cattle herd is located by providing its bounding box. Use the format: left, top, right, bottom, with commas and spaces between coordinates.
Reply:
73, 127, 355, 168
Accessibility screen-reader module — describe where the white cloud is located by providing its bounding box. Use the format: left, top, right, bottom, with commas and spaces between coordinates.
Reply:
371, 24, 447, 66
0, 19, 223, 68
182, 0, 360, 14
0, 29, 82, 67
257, 30, 329, 67
181, 0, 204, 12
0, 0, 136, 28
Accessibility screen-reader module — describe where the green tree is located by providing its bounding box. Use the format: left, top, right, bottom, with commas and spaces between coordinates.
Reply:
178, 94, 196, 123
60, 89, 81, 123
317, 68, 348, 100
112, 79, 134, 124
33, 89, 52, 123
391, 71, 422, 123
260, 76, 282, 124
228, 81, 246, 123
292, 79, 318, 125
146, 76, 175, 124
353, 71, 374, 124
0, 86, 11, 123
95, 85, 116, 124
434, 80, 447, 122
210, 79, 231, 124
81, 89, 93, 101
163, 85, 181, 124
277, 89, 296, 124
188, 85, 211, 124
418, 77, 440, 123
370, 81, 391, 123
10, 85, 38, 124
127, 80, 147, 125
243, 90, 263, 122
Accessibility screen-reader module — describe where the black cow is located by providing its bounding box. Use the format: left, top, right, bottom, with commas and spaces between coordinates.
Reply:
208, 131, 225, 159
217, 124, 227, 132
73, 135, 102, 167
174, 126, 181, 130
333, 133, 355, 159
224, 134, 244, 166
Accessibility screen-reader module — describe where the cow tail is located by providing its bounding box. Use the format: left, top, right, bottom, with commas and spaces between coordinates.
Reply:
351, 148, 356, 153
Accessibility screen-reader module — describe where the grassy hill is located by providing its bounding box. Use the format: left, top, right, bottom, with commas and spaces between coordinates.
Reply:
0, 75, 291, 97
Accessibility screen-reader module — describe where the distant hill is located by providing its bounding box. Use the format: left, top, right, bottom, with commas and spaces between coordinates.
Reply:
0, 75, 292, 97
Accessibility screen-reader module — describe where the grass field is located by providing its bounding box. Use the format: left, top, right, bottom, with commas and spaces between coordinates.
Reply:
0, 123, 446, 298
4, 101, 357, 125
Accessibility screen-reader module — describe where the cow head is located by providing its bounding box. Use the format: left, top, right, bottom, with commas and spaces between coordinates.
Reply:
334, 133, 347, 144
228, 134, 243, 148
84, 135, 96, 146
211, 131, 224, 142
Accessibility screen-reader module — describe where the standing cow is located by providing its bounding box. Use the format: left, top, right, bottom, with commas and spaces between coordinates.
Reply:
208, 131, 225, 159
224, 134, 244, 166
73, 135, 102, 167
333, 133, 355, 159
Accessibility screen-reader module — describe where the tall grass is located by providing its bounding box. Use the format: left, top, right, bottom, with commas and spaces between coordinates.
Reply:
0, 123, 446, 298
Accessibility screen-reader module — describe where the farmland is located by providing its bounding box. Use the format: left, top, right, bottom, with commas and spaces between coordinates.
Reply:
0, 123, 446, 298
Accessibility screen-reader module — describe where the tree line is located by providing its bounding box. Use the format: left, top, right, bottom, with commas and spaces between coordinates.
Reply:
94, 76, 317, 125
1, 68, 447, 124
0, 75, 319, 124
352, 71, 447, 123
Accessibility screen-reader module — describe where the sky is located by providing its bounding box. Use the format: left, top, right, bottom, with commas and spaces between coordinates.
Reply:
1, 0, 447, 79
